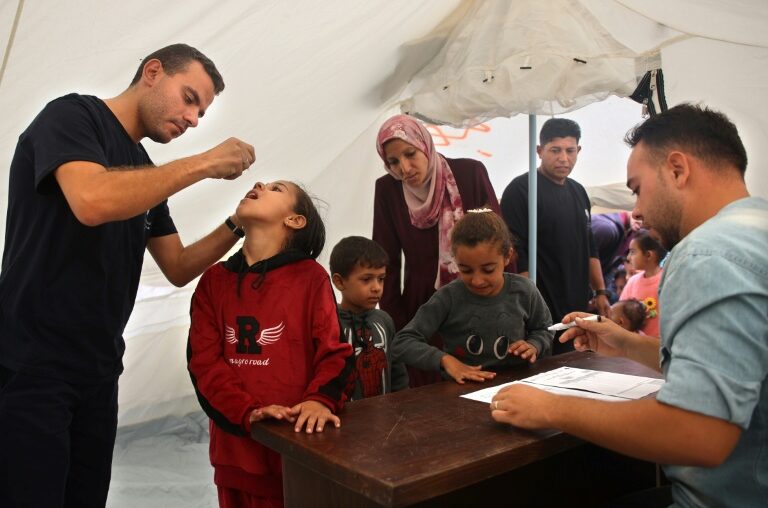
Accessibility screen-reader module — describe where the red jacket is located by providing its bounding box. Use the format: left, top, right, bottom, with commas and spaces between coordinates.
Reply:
188, 250, 352, 491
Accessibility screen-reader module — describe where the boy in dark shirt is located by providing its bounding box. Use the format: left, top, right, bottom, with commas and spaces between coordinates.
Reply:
330, 236, 409, 399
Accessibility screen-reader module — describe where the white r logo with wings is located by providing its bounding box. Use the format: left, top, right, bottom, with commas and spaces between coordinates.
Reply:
226, 321, 285, 346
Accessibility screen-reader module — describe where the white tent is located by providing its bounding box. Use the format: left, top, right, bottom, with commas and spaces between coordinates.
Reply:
1, 1, 767, 505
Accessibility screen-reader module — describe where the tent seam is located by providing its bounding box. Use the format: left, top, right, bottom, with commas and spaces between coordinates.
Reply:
0, 0, 24, 91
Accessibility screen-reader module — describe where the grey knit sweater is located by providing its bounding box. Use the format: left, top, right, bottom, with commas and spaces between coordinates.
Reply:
392, 273, 553, 373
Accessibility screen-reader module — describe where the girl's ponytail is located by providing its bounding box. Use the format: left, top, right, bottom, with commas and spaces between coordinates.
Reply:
286, 184, 326, 259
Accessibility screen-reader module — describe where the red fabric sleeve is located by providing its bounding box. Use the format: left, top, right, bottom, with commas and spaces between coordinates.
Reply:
302, 274, 353, 413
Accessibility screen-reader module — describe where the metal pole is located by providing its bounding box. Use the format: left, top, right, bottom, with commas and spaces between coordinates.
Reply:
527, 114, 537, 284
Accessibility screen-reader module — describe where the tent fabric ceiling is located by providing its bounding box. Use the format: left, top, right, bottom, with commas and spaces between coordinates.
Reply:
1, 0, 767, 427
400, 0, 665, 125
615, 0, 768, 47
398, 0, 768, 125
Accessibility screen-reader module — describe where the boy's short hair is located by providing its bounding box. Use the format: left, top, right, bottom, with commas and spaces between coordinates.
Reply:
617, 299, 646, 332
329, 236, 389, 278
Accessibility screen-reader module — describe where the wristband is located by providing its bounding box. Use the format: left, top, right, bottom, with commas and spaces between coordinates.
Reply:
225, 217, 244, 238
594, 289, 609, 297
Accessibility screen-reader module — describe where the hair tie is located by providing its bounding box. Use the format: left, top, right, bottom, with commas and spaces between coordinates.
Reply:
468, 208, 493, 214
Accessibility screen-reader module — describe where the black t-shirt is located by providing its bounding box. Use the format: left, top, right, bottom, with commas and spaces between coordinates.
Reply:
501, 171, 596, 326
0, 94, 177, 382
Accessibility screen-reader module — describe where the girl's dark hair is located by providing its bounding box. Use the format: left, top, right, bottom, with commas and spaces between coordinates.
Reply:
450, 210, 513, 255
286, 183, 325, 259
633, 229, 667, 263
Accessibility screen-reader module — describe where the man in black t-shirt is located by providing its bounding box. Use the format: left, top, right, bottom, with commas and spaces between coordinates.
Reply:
0, 44, 254, 508
500, 118, 610, 354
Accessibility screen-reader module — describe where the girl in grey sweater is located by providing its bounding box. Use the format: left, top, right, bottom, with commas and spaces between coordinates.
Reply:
392, 210, 553, 384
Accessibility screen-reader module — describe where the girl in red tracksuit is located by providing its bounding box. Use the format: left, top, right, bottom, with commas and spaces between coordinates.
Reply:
188, 180, 353, 508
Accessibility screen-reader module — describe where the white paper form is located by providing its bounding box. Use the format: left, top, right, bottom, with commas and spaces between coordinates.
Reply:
461, 366, 664, 404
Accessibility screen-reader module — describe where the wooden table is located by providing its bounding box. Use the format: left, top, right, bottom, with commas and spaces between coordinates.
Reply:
251, 351, 662, 507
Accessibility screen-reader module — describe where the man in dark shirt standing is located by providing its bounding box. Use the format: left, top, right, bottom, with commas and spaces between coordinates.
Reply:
501, 118, 609, 353
0, 44, 254, 508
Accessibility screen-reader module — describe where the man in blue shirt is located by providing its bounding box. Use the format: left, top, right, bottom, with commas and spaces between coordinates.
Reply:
490, 104, 767, 508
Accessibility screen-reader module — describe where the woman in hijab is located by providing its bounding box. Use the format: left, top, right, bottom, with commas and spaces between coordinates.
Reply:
373, 114, 508, 386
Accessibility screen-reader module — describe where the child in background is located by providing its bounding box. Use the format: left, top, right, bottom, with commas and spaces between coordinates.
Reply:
610, 299, 647, 332
329, 236, 409, 400
392, 209, 553, 384
624, 258, 640, 278
612, 267, 628, 300
620, 229, 667, 337
187, 180, 353, 508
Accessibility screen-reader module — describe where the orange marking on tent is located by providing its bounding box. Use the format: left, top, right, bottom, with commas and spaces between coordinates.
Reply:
427, 123, 492, 147
476, 150, 493, 157
427, 125, 451, 146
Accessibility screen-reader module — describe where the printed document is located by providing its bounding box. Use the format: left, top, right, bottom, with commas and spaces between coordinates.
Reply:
462, 366, 664, 404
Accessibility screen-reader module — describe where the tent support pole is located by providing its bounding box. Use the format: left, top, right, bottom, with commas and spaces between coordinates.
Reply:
527, 114, 537, 284
0, 0, 25, 90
